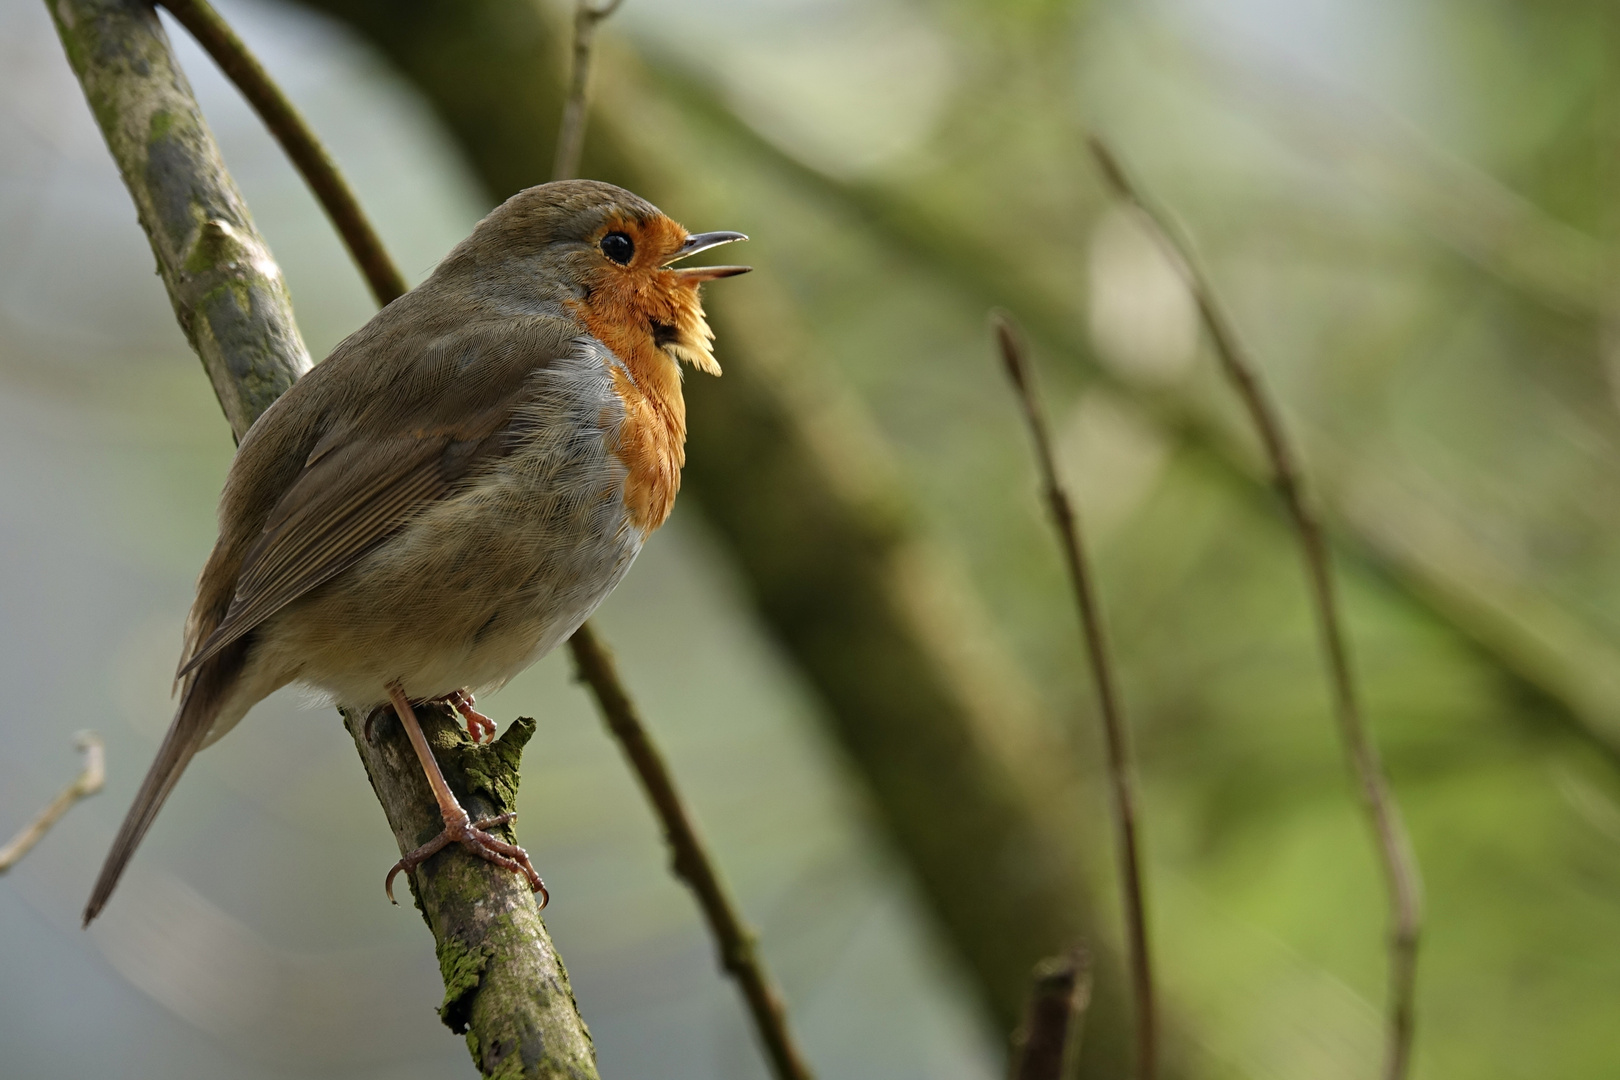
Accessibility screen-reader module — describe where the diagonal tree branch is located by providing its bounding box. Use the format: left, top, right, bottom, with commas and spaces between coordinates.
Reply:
45, 3, 597, 1075
570, 625, 814, 1080
1090, 135, 1422, 1080
46, 0, 310, 436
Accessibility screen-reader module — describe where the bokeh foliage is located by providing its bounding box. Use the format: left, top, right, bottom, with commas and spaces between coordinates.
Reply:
3, 0, 1620, 1077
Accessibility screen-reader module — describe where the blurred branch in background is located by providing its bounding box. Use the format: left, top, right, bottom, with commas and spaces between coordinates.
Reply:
552, 0, 623, 182
1009, 946, 1093, 1080
570, 626, 814, 1080
288, 2, 1152, 1074
1190, 41, 1614, 320
641, 50, 1620, 770
156, 0, 407, 306
0, 733, 104, 874
1090, 136, 1423, 1080
43, 2, 598, 1074
146, 0, 817, 1074
995, 313, 1155, 1080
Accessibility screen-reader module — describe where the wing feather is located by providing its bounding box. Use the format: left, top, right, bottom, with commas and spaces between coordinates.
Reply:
176, 323, 568, 679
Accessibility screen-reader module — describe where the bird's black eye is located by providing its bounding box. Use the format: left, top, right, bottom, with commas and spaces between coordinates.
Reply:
600, 231, 634, 265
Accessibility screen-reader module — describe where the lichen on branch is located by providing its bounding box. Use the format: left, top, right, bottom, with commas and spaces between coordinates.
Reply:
47, 0, 307, 439
346, 706, 597, 1078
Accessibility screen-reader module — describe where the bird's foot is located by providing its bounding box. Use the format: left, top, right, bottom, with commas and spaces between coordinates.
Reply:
385, 809, 548, 907
363, 689, 496, 745
445, 689, 497, 744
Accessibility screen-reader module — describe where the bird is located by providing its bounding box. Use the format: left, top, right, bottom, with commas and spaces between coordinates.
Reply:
82, 180, 750, 925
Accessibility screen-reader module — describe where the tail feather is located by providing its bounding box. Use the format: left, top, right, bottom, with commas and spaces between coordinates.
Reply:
83, 648, 239, 926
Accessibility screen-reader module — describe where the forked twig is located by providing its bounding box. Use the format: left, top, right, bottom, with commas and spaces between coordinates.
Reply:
551, 0, 625, 181
158, 6, 814, 1077
158, 0, 409, 307
994, 314, 1156, 1080
1089, 135, 1423, 1080
570, 624, 814, 1080
0, 733, 105, 874
1009, 945, 1092, 1080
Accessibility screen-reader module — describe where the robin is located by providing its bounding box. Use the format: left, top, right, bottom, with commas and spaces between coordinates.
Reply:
82, 180, 749, 924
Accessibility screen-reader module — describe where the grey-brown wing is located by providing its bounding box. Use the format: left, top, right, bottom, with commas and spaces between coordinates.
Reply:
178, 420, 510, 679
176, 323, 575, 678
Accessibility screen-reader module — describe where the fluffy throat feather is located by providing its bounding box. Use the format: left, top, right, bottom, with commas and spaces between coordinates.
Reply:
566, 273, 719, 534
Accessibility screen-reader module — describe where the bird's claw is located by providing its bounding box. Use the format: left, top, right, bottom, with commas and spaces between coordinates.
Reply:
366, 691, 496, 745
384, 811, 548, 908
447, 690, 497, 744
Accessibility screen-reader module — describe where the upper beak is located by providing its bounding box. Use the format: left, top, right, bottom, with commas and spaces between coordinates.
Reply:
670, 230, 751, 281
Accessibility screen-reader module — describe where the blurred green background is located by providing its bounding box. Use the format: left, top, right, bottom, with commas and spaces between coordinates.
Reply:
4, 0, 1620, 1077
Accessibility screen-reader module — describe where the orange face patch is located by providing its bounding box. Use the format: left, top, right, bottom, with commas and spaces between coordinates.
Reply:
565, 213, 721, 534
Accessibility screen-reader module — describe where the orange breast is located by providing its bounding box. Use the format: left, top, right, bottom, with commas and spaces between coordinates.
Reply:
567, 304, 686, 535
562, 212, 720, 535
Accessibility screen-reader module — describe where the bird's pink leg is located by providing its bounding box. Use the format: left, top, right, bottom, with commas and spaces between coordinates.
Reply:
381, 681, 547, 907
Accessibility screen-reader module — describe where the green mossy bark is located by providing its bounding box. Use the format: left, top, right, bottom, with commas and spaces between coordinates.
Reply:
46, 0, 307, 439
345, 705, 598, 1079
48, 3, 599, 1074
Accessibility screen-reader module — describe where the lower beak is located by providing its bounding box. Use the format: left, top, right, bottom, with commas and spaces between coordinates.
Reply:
669, 230, 751, 281
675, 264, 751, 281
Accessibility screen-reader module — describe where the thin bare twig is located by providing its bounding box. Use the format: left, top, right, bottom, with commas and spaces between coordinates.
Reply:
551, 0, 625, 181
552, 2, 809, 1068
1088, 135, 1423, 1080
157, 0, 410, 307
569, 624, 815, 1080
994, 313, 1156, 1080
1009, 945, 1092, 1080
0, 733, 105, 874
157, 6, 813, 1077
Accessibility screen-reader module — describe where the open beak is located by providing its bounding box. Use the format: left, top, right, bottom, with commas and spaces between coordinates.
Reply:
670, 230, 751, 281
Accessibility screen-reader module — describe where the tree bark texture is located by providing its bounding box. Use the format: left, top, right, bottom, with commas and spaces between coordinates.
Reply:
346, 707, 598, 1078
47, 2, 599, 1075
46, 0, 308, 435
290, 2, 1146, 1074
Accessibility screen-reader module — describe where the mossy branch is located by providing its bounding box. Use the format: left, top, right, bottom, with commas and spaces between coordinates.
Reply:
346, 706, 599, 1078
45, 0, 309, 438
45, 2, 598, 1075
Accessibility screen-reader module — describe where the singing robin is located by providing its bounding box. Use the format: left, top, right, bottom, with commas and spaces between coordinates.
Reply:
83, 180, 749, 924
